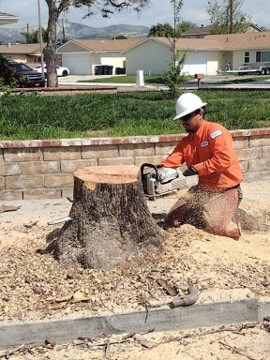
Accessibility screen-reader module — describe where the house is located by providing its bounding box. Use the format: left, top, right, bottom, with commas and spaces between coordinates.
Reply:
0, 12, 19, 26
124, 32, 270, 76
56, 38, 145, 75
0, 43, 46, 65
181, 25, 214, 38
182, 23, 263, 38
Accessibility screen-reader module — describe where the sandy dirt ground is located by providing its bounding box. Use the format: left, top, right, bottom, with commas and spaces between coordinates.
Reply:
0, 180, 269, 359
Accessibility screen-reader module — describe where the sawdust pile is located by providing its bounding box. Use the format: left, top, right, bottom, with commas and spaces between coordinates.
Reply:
0, 181, 269, 359
0, 181, 269, 322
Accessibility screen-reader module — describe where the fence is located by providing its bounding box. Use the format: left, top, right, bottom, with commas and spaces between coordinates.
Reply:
0, 128, 270, 200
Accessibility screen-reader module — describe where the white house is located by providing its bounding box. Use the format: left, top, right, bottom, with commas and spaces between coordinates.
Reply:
0, 43, 46, 64
0, 12, 19, 26
56, 38, 144, 75
56, 32, 270, 76
124, 32, 270, 76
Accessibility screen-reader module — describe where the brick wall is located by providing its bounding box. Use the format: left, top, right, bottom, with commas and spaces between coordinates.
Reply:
1, 128, 270, 200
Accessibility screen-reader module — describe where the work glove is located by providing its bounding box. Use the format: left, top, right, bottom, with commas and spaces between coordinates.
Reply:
182, 166, 198, 177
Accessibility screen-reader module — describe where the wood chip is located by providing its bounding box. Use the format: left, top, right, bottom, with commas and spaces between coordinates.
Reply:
0, 204, 21, 214
156, 279, 178, 296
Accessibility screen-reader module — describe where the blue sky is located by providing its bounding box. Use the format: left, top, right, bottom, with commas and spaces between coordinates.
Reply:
2, 0, 270, 31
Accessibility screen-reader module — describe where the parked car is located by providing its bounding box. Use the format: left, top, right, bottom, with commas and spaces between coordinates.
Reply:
9, 63, 46, 88
34, 64, 70, 77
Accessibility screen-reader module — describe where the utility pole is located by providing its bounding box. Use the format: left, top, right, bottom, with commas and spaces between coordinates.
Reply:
62, 18, 66, 44
173, 0, 177, 54
37, 0, 45, 76
229, 0, 233, 33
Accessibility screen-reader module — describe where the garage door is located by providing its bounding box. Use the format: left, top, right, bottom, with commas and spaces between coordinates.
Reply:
62, 54, 91, 75
182, 52, 207, 75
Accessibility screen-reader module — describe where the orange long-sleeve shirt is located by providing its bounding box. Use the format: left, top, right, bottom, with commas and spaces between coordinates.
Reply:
161, 120, 243, 190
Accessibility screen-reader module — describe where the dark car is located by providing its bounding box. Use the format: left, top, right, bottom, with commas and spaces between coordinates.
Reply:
9, 63, 46, 88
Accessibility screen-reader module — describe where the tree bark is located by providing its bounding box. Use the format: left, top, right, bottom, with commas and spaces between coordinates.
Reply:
44, 0, 58, 87
47, 165, 164, 270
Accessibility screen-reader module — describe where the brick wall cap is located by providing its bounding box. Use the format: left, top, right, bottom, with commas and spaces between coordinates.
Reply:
0, 128, 270, 149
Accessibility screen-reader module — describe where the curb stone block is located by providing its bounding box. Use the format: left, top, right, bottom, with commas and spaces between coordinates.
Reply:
258, 301, 270, 321
0, 298, 260, 349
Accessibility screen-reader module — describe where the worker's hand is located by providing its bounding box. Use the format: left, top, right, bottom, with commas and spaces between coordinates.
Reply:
183, 166, 198, 177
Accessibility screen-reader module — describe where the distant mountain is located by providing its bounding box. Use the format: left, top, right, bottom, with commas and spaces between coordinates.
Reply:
0, 28, 24, 43
0, 22, 150, 44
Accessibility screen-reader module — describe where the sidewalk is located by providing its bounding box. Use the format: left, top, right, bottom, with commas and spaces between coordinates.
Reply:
58, 74, 270, 90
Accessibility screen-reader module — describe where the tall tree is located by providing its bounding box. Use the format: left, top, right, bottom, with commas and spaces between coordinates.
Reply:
207, 0, 250, 34
148, 23, 174, 37
21, 27, 48, 44
44, 0, 151, 87
161, 0, 187, 98
176, 20, 196, 35
148, 21, 195, 38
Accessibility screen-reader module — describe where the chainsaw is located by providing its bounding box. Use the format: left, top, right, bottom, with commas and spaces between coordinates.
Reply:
140, 163, 188, 200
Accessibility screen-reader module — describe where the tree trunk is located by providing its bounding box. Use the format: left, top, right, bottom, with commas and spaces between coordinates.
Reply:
44, 0, 58, 87
47, 165, 164, 270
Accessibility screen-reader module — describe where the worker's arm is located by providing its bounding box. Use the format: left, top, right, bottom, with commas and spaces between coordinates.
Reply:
160, 142, 185, 168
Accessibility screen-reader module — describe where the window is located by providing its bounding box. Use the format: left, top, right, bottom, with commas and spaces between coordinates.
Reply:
256, 51, 270, 62
244, 52, 250, 63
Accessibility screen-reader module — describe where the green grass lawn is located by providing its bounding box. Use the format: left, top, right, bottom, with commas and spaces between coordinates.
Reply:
78, 75, 168, 84
0, 90, 269, 140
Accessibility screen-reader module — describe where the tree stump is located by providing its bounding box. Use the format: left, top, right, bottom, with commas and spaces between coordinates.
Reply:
47, 165, 164, 270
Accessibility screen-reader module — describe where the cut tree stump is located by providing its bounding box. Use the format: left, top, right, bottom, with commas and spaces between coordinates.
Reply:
46, 165, 164, 270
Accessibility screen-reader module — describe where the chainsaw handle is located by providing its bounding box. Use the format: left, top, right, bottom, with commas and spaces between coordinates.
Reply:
140, 163, 159, 180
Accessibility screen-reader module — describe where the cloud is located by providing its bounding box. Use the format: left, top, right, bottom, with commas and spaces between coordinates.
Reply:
2, 0, 270, 30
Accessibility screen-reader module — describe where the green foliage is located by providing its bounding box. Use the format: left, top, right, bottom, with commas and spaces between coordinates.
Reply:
21, 27, 48, 43
171, 0, 184, 28
207, 0, 250, 34
162, 46, 188, 98
148, 23, 174, 37
148, 21, 196, 38
0, 55, 18, 89
176, 21, 196, 35
0, 90, 268, 140
79, 75, 166, 84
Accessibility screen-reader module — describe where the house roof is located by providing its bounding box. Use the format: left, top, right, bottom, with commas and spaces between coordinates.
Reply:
57, 37, 145, 53
125, 32, 270, 52
0, 12, 20, 25
203, 32, 270, 50
0, 43, 46, 55
182, 23, 263, 38
182, 25, 213, 37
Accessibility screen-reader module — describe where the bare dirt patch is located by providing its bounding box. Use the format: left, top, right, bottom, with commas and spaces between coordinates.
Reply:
0, 180, 269, 359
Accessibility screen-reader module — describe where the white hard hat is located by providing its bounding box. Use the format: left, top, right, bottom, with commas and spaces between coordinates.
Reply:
173, 93, 207, 120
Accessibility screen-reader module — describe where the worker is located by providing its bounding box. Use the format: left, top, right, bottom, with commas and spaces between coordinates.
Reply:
160, 92, 243, 239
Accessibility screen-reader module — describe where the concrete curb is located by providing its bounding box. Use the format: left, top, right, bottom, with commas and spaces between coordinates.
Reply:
0, 297, 269, 349
258, 300, 270, 321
